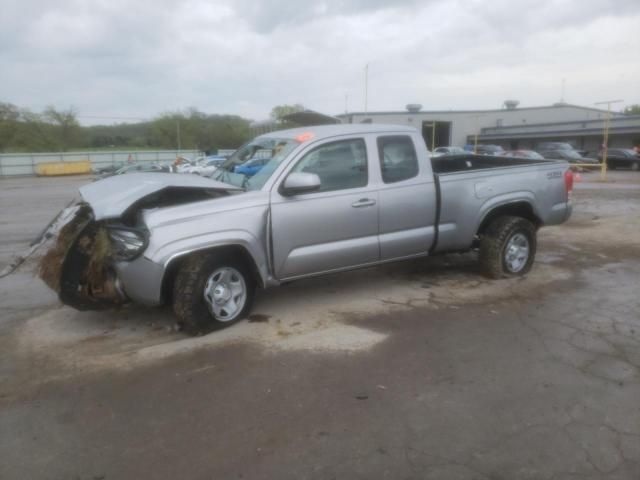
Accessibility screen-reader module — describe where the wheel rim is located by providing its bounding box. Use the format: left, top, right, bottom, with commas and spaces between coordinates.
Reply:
203, 267, 247, 321
504, 233, 530, 273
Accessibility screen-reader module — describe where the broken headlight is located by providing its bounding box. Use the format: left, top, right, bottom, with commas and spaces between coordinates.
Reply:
107, 227, 147, 261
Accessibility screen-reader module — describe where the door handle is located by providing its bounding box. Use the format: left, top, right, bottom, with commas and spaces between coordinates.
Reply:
351, 198, 376, 208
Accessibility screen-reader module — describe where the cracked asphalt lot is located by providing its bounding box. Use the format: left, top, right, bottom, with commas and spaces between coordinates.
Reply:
1, 172, 639, 479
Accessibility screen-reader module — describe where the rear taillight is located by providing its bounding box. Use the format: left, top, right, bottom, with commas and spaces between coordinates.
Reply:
564, 169, 574, 201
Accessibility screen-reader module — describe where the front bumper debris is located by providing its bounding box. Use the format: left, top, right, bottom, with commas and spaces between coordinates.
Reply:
38, 203, 128, 310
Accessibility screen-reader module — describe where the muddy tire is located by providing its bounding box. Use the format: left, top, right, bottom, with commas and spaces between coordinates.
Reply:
173, 252, 255, 335
479, 216, 537, 279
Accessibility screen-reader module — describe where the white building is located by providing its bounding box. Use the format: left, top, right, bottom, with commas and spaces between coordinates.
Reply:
335, 102, 639, 153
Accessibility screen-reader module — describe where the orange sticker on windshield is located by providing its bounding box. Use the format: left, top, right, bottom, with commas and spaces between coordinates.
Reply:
295, 132, 315, 142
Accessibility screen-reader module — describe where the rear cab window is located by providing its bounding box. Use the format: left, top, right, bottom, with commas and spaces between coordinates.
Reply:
377, 135, 419, 183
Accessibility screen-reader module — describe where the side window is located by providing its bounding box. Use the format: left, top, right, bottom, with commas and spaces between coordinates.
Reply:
377, 135, 419, 183
290, 138, 368, 193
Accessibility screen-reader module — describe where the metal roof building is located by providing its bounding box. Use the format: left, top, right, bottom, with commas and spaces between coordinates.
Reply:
336, 103, 639, 153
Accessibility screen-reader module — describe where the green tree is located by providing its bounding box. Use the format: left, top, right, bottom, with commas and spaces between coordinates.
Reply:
0, 105, 62, 152
149, 109, 251, 152
623, 104, 640, 115
270, 104, 305, 122
42, 106, 82, 150
0, 101, 253, 153
0, 102, 20, 152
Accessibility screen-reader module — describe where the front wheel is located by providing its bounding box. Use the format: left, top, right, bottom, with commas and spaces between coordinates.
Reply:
631, 161, 639, 172
479, 216, 537, 279
173, 253, 256, 335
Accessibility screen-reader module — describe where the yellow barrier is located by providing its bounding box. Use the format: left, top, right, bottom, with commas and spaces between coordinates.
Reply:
35, 161, 92, 176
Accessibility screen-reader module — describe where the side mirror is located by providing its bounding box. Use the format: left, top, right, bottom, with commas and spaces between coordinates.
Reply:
281, 172, 321, 196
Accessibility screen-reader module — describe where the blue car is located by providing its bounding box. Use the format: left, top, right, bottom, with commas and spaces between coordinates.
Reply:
234, 157, 269, 177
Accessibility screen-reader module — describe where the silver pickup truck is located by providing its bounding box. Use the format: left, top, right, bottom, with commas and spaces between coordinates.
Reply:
38, 124, 573, 334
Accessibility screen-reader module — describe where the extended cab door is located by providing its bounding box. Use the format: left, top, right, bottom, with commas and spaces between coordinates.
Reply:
376, 134, 437, 259
270, 137, 379, 280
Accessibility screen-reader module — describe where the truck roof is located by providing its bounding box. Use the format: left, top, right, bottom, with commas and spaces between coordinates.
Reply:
260, 123, 417, 141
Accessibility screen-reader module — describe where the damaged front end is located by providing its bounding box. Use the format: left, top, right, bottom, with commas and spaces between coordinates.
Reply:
38, 204, 131, 310
35, 173, 240, 311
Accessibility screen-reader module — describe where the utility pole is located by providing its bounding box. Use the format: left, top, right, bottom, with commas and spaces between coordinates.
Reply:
364, 63, 369, 113
594, 99, 623, 181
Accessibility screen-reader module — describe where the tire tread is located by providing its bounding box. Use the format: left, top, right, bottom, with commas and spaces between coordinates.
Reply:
173, 253, 254, 335
479, 216, 536, 279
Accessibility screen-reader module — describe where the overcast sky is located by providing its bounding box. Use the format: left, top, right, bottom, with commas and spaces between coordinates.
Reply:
2, 0, 639, 124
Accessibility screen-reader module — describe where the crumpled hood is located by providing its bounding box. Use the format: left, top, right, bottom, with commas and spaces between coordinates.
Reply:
80, 172, 240, 220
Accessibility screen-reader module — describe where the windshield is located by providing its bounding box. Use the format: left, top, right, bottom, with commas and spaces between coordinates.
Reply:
212, 137, 300, 190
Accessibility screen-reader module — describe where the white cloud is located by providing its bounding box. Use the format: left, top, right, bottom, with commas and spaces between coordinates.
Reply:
1, 0, 638, 123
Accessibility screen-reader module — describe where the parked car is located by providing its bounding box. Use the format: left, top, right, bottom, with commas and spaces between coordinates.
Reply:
474, 145, 505, 155
598, 148, 640, 171
185, 156, 227, 175
206, 155, 228, 164
234, 157, 270, 176
537, 142, 574, 151
500, 150, 545, 160
537, 142, 589, 157
173, 155, 197, 171
432, 146, 467, 157
98, 162, 172, 179
93, 163, 125, 175
38, 124, 573, 335
537, 149, 598, 165
174, 156, 204, 173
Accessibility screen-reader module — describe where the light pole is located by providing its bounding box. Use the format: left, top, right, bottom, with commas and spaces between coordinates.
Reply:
176, 119, 182, 151
364, 63, 369, 113
594, 99, 623, 181
472, 115, 485, 154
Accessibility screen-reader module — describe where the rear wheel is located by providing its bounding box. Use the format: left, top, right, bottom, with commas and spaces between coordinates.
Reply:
479, 216, 537, 279
173, 252, 255, 335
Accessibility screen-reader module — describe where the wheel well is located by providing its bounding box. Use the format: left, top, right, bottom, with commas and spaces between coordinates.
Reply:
476, 202, 541, 236
160, 245, 264, 304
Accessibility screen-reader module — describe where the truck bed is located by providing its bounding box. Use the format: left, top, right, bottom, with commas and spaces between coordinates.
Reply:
431, 154, 548, 174
429, 154, 570, 253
